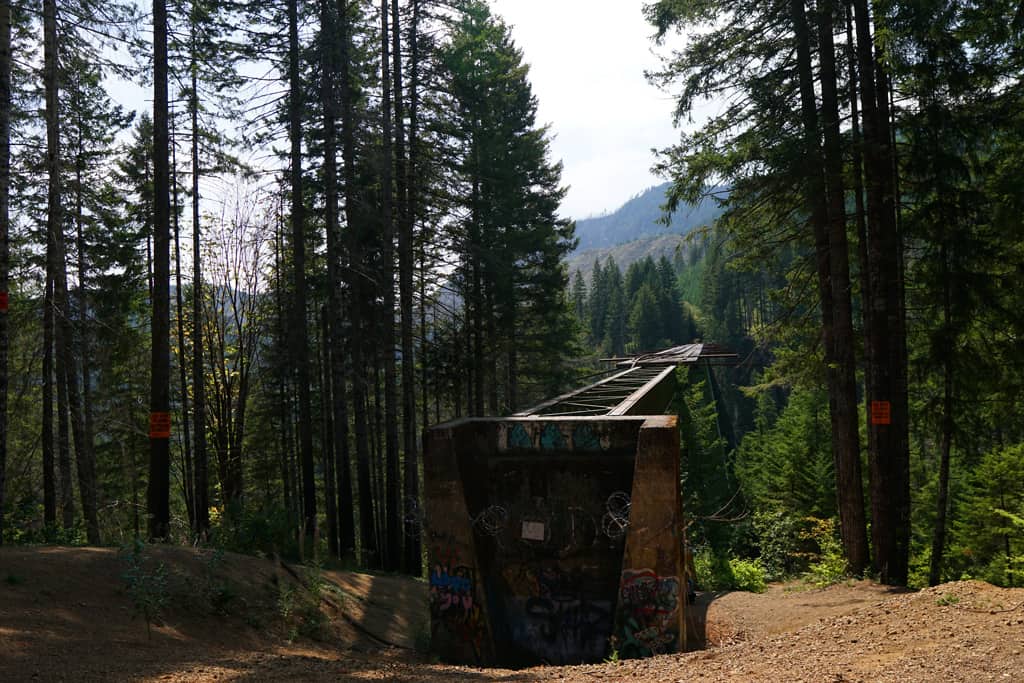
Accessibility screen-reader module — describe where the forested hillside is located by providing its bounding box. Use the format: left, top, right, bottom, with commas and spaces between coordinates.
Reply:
573, 182, 720, 252
1, 0, 1023, 614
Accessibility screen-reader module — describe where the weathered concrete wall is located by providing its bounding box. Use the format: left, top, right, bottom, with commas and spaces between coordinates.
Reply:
423, 415, 683, 667
423, 426, 495, 665
614, 415, 685, 657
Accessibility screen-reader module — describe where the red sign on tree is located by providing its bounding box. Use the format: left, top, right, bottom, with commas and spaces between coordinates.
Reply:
149, 412, 171, 439
0, 291, 8, 313
870, 400, 891, 425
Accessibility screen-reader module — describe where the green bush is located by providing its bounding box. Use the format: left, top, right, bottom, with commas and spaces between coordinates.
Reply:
693, 547, 730, 590
752, 510, 806, 581
728, 557, 767, 593
802, 518, 848, 587
693, 547, 767, 592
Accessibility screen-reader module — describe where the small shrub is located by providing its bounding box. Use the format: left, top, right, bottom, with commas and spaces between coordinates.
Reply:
296, 560, 328, 639
275, 561, 328, 641
693, 547, 732, 590
277, 583, 296, 621
120, 539, 169, 639
802, 518, 848, 587
728, 558, 767, 593
936, 593, 960, 606
199, 546, 240, 615
694, 547, 767, 592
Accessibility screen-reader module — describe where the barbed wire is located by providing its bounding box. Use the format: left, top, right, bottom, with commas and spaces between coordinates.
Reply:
472, 505, 509, 537
419, 490, 634, 548
602, 491, 631, 541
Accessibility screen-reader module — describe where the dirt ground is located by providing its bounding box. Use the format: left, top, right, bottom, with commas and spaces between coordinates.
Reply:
2, 546, 1023, 681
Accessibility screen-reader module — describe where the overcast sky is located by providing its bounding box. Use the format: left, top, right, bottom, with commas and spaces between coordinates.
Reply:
488, 0, 682, 221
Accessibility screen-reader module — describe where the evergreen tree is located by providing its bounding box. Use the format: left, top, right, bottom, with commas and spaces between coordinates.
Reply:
442, 0, 575, 410
0, 0, 8, 544
149, 0, 173, 541
629, 283, 661, 352
570, 270, 587, 325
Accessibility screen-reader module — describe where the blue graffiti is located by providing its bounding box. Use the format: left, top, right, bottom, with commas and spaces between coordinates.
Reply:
540, 423, 566, 450
510, 423, 533, 449
431, 568, 473, 593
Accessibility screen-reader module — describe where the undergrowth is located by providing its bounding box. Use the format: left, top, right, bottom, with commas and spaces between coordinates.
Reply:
119, 539, 169, 639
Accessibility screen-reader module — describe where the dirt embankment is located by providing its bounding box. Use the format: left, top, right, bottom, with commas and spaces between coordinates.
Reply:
2, 546, 1022, 682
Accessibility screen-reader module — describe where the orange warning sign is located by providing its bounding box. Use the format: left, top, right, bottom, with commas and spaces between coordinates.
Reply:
149, 412, 171, 439
870, 401, 891, 425
0, 291, 8, 313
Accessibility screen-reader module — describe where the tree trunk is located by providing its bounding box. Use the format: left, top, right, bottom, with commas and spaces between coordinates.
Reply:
929, 245, 953, 586
372, 353, 386, 564
339, 0, 377, 569
400, 0, 422, 575
148, 0, 172, 541
171, 130, 195, 530
46, 0, 100, 543
320, 305, 339, 558
273, 215, 294, 517
845, 4, 871, 347
75, 117, 98, 536
419, 247, 428, 434
333, 337, 354, 558
56, 308, 74, 529
470, 173, 483, 417
790, 0, 838, 532
850, 0, 910, 585
191, 23, 210, 536
42, 272, 57, 529
816, 0, 869, 574
287, 0, 317, 541
321, 0, 355, 559
380, 0, 401, 572
0, 0, 9, 543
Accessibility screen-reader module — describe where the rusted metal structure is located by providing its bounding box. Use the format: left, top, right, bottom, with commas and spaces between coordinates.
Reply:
423, 344, 737, 666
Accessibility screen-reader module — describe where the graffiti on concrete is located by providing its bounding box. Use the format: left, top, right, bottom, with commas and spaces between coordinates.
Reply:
501, 421, 615, 452
616, 568, 680, 658
428, 533, 487, 660
509, 423, 533, 449
540, 423, 567, 450
430, 564, 474, 613
501, 563, 614, 664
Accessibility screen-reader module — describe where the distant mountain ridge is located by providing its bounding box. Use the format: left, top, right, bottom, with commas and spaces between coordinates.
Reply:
566, 183, 723, 284
571, 182, 720, 253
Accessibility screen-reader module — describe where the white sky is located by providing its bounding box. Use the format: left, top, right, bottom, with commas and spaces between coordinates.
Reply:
489, 0, 682, 220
